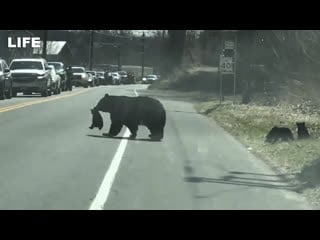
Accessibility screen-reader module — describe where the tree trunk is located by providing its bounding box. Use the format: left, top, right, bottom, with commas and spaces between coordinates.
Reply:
237, 30, 256, 104
167, 30, 186, 69
42, 30, 48, 59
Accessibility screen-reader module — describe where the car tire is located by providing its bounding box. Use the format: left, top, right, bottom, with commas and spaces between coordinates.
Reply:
48, 89, 52, 96
5, 85, 12, 99
0, 84, 5, 100
41, 90, 48, 97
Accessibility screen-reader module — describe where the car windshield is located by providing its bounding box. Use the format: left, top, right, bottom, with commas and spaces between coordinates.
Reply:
118, 71, 126, 75
48, 63, 63, 71
10, 61, 43, 70
72, 67, 85, 73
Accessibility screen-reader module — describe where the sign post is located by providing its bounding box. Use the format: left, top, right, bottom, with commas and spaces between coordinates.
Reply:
218, 32, 237, 104
233, 34, 237, 104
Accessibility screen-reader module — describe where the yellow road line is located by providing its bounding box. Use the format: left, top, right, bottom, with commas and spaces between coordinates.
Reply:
0, 88, 93, 114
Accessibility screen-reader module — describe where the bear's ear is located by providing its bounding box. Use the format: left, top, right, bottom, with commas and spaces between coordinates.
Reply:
105, 93, 109, 97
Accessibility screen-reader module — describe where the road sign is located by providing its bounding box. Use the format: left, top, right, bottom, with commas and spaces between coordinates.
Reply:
219, 56, 234, 73
224, 40, 235, 50
219, 34, 237, 104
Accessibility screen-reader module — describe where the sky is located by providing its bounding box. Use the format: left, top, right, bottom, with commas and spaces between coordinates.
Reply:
130, 30, 159, 36
131, 30, 202, 37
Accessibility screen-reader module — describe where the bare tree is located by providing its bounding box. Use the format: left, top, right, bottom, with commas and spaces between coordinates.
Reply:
167, 30, 186, 69
237, 30, 256, 104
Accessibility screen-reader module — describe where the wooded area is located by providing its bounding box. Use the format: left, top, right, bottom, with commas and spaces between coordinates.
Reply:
1, 30, 320, 104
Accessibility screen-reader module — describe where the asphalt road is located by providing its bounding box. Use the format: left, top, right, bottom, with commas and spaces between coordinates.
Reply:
0, 85, 313, 209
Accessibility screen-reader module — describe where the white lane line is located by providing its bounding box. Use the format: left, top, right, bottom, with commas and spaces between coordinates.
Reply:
89, 88, 139, 210
89, 128, 131, 210
134, 88, 138, 96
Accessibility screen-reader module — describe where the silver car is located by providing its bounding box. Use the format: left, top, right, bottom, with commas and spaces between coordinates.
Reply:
10, 58, 52, 97
48, 65, 61, 95
71, 66, 89, 88
111, 72, 121, 85
142, 74, 159, 84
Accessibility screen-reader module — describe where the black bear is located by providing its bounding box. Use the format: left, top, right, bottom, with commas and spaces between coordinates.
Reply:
265, 126, 294, 143
297, 122, 310, 140
89, 109, 104, 130
91, 94, 166, 141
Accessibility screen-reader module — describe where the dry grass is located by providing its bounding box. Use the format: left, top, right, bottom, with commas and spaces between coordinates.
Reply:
196, 100, 320, 172
195, 100, 320, 207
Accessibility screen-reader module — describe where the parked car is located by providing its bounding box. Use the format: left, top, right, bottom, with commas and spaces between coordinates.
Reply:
142, 74, 159, 84
123, 71, 136, 84
96, 71, 105, 85
48, 65, 61, 95
71, 66, 89, 88
10, 58, 52, 97
86, 71, 99, 86
103, 71, 113, 85
87, 73, 95, 87
111, 72, 121, 85
118, 71, 127, 84
0, 58, 13, 100
48, 62, 67, 91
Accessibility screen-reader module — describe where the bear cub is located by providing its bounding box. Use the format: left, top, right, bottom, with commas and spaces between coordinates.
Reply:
297, 122, 310, 140
265, 126, 294, 143
89, 109, 104, 130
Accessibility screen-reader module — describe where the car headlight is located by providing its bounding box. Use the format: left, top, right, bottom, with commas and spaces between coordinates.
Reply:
37, 75, 45, 79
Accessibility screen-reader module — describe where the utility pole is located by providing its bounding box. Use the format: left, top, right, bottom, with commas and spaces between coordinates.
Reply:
42, 30, 48, 59
117, 45, 121, 71
0, 31, 9, 61
89, 30, 94, 70
141, 32, 145, 79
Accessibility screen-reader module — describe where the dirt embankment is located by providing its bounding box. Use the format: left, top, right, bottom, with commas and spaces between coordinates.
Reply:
149, 66, 220, 92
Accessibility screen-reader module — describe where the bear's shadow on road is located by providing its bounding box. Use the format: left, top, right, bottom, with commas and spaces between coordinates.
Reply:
86, 134, 161, 142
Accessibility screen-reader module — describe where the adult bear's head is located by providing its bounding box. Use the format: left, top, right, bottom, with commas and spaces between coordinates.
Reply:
93, 93, 114, 112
